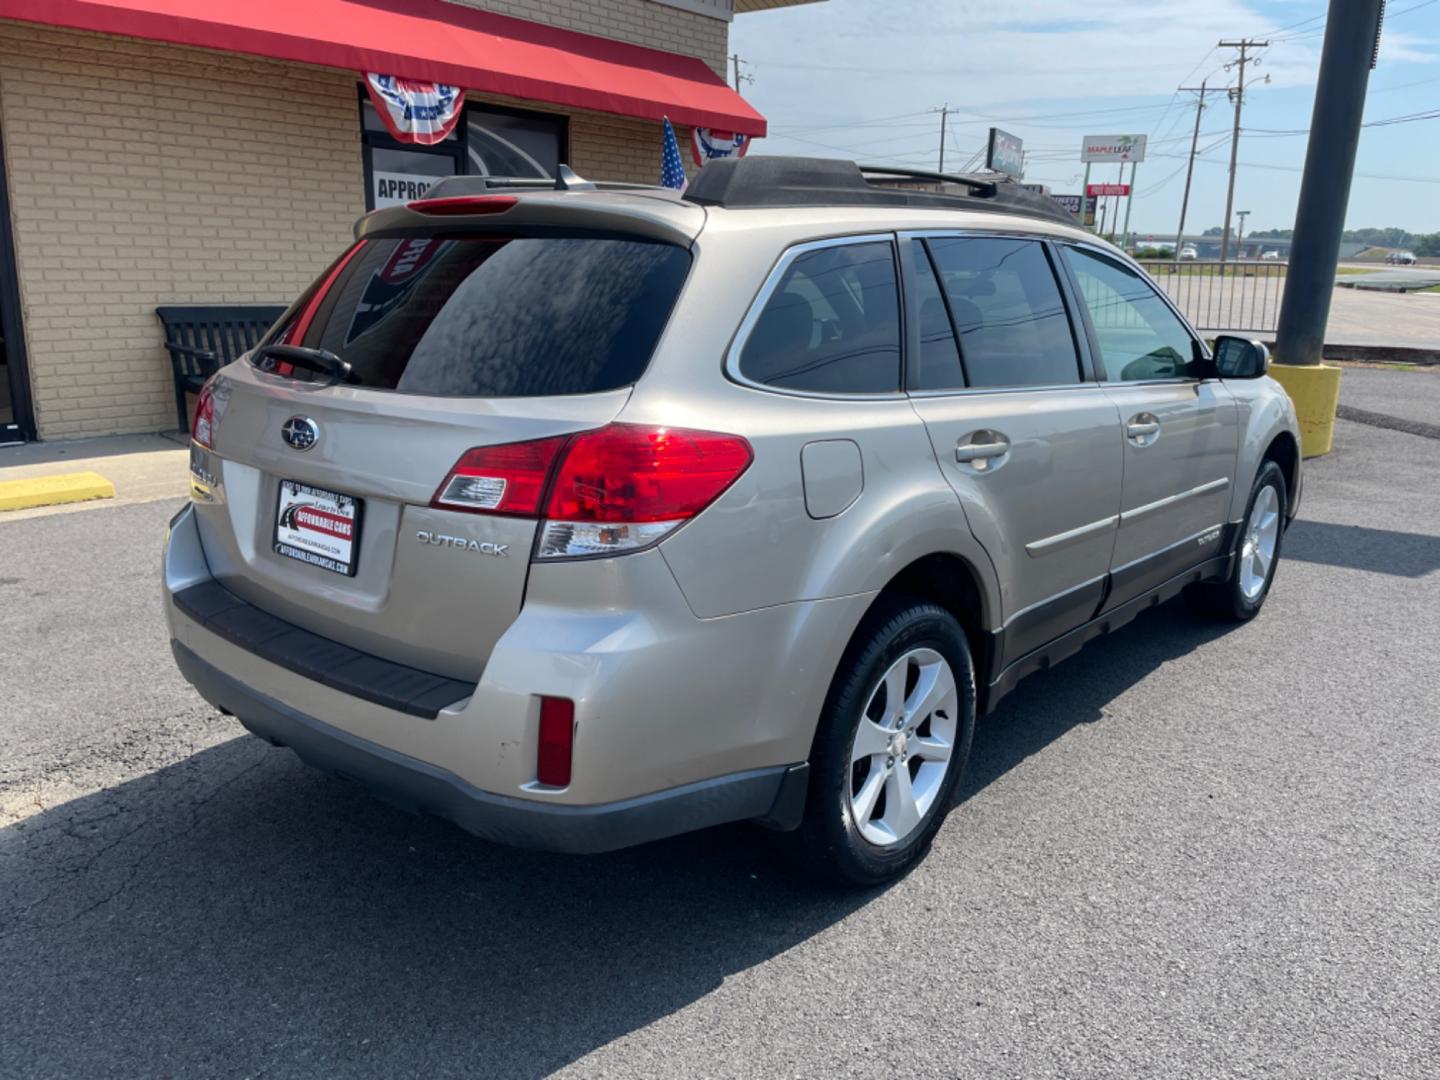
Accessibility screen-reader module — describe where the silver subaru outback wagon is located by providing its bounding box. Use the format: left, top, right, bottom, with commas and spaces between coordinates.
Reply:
166, 157, 1301, 884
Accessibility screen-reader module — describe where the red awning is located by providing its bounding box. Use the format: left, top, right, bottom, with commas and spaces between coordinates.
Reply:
0, 0, 767, 135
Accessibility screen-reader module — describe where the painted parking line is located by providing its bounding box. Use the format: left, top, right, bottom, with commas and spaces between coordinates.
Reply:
0, 470, 116, 512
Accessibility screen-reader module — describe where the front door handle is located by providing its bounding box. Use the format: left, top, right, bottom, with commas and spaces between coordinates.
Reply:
1126, 413, 1161, 444
955, 430, 1010, 464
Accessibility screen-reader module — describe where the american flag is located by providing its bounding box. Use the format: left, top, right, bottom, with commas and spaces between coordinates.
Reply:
660, 117, 687, 191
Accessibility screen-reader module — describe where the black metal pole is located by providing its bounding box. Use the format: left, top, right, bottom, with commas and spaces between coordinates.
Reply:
1274, 0, 1385, 365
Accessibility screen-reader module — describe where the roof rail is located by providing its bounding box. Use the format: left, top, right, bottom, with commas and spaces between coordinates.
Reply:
857, 164, 998, 198
683, 156, 1075, 226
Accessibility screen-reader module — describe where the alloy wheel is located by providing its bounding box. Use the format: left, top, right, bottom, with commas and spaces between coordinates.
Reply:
1239, 483, 1281, 602
847, 647, 959, 847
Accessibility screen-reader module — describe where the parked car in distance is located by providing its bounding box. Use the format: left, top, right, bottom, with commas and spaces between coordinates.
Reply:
1386, 250, 1418, 265
1179, 244, 1199, 261
165, 157, 1303, 884
1261, 250, 1281, 261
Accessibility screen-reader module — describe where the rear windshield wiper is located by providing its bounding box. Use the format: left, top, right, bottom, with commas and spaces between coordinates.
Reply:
253, 344, 357, 384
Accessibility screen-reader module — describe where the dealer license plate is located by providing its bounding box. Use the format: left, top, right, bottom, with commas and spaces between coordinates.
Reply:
274, 480, 362, 577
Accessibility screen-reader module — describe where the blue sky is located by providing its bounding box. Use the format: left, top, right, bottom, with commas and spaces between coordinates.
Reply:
731, 0, 1440, 236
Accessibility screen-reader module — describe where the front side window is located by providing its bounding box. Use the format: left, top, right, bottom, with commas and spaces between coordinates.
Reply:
738, 241, 902, 394
924, 237, 1082, 389
1061, 247, 1201, 382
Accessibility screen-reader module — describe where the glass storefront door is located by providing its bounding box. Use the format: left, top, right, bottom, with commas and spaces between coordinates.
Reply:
359, 94, 567, 212
0, 124, 33, 444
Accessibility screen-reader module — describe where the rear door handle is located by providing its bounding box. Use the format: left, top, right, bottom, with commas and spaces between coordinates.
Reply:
955, 432, 1010, 463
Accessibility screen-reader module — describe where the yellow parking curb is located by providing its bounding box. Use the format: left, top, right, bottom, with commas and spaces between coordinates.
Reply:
0, 471, 116, 512
1269, 362, 1342, 459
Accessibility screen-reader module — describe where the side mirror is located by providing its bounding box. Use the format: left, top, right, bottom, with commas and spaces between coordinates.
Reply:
1213, 335, 1270, 379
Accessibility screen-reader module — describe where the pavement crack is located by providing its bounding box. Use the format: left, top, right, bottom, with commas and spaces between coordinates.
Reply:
0, 756, 266, 941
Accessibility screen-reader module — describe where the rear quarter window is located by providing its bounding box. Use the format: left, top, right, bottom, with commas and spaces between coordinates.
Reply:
738, 241, 902, 394
289, 236, 691, 397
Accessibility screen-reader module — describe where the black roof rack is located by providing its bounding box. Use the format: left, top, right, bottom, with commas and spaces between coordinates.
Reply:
682, 156, 1076, 227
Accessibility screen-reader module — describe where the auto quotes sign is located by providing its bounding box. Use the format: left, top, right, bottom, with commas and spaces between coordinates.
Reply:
1080, 134, 1148, 163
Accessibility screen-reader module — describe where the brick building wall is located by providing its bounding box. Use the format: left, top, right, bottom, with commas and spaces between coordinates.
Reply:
447, 0, 729, 77
0, 22, 363, 439
0, 15, 707, 439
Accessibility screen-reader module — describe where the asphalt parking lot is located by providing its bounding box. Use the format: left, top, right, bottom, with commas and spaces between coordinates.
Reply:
2, 374, 1438, 1078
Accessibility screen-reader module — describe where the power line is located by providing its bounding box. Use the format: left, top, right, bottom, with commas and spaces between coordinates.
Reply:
1244, 107, 1440, 136
1150, 151, 1440, 185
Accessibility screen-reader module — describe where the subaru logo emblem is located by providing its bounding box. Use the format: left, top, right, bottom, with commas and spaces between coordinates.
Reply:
281, 416, 319, 451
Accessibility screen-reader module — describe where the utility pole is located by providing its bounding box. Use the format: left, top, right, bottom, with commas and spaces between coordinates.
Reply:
1236, 209, 1251, 257
1276, 0, 1386, 373
728, 53, 753, 93
1122, 160, 1139, 251
1218, 38, 1270, 265
932, 105, 951, 173
1174, 81, 1214, 257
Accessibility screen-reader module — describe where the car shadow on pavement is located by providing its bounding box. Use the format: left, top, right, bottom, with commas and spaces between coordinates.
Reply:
962, 602, 1233, 799
0, 602, 1232, 1078
1282, 518, 1440, 578
0, 735, 874, 1078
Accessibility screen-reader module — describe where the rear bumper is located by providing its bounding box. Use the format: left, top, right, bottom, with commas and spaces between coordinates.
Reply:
174, 640, 806, 854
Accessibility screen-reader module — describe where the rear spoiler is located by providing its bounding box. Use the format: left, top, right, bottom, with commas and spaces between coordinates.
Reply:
356, 166, 702, 246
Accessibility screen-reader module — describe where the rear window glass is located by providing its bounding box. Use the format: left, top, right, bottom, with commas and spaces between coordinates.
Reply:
738, 241, 901, 394
287, 236, 691, 397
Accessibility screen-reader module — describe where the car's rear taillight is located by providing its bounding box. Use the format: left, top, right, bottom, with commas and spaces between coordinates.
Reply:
431, 424, 753, 559
431, 436, 568, 516
192, 380, 218, 449
539, 425, 753, 558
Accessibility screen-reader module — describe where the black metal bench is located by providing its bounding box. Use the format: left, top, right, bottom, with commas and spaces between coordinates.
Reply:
156, 304, 287, 432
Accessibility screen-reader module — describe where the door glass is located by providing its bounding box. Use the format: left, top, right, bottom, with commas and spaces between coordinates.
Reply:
908, 242, 964, 391
465, 109, 563, 178
362, 102, 459, 140
739, 241, 902, 394
1062, 247, 1201, 381
370, 146, 456, 209
0, 333, 12, 430
924, 237, 1081, 388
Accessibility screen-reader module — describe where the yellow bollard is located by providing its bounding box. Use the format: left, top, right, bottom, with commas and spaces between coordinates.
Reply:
1269, 362, 1342, 458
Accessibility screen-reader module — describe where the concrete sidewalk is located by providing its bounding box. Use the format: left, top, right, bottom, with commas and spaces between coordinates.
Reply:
0, 433, 189, 521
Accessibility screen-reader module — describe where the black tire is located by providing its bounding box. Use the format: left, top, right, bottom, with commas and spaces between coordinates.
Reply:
791, 596, 976, 886
1187, 459, 1288, 622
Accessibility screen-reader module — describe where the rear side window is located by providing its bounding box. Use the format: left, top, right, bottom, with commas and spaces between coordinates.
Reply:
909, 242, 965, 391
925, 237, 1081, 389
291, 236, 691, 397
738, 241, 901, 394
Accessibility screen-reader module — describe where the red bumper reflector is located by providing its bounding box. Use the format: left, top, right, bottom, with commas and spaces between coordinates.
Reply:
537, 696, 575, 787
